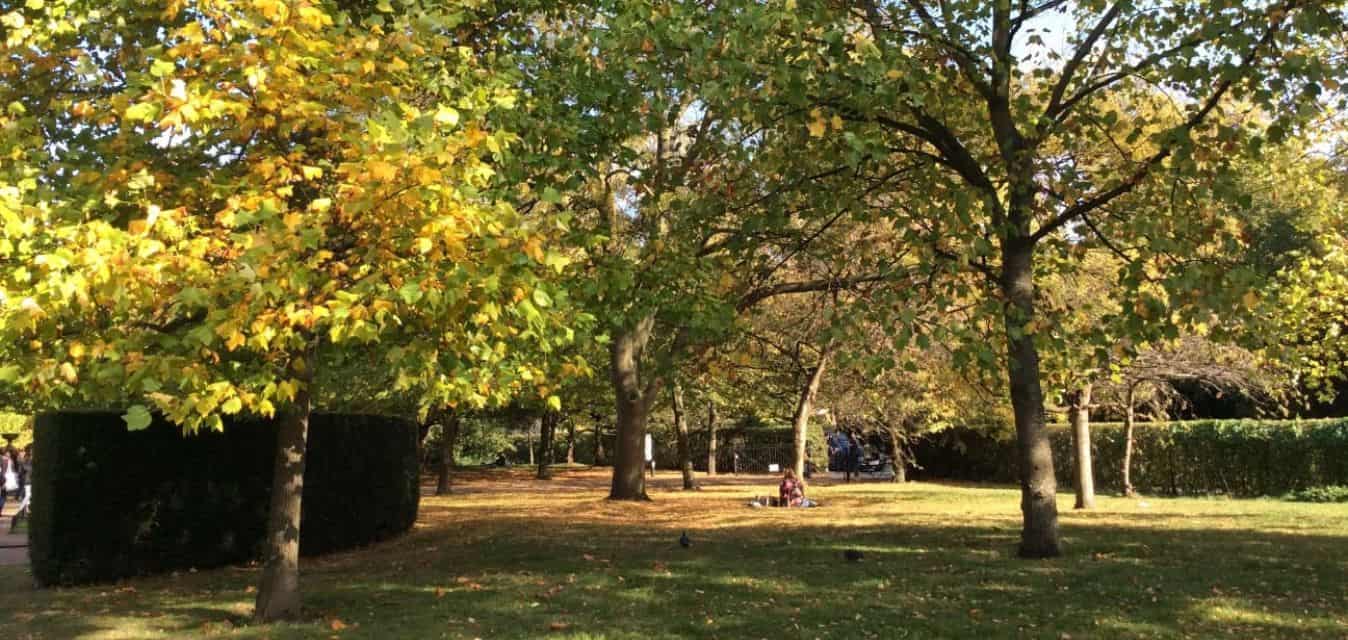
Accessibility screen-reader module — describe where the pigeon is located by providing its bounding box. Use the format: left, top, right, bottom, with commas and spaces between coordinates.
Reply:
843, 549, 864, 562
679, 531, 692, 548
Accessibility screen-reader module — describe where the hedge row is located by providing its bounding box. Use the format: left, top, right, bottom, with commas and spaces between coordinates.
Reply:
909, 418, 1348, 496
30, 411, 419, 586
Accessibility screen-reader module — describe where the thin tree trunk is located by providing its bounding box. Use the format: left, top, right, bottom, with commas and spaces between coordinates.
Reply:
706, 401, 718, 476
566, 419, 575, 465
537, 412, 556, 479
1002, 238, 1060, 558
672, 381, 697, 490
595, 424, 605, 466
888, 427, 906, 483
1070, 384, 1096, 510
1122, 384, 1137, 497
526, 418, 535, 466
791, 349, 832, 479
609, 318, 656, 500
254, 367, 312, 622
436, 411, 460, 496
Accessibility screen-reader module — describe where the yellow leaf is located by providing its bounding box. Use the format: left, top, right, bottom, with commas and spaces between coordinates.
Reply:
807, 109, 827, 138
416, 237, 433, 254
368, 161, 398, 182
301, 165, 323, 180
226, 331, 246, 352
283, 213, 302, 231
434, 107, 459, 127
885, 69, 902, 80
1242, 290, 1259, 309
60, 362, 78, 384
831, 114, 844, 131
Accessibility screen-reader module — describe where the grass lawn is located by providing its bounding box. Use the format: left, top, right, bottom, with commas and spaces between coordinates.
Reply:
1, 468, 1345, 639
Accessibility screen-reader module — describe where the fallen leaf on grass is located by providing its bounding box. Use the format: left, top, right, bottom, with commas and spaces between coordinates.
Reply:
549, 621, 571, 631
329, 618, 348, 631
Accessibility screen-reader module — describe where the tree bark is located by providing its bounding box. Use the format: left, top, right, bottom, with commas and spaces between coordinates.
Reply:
565, 419, 576, 465
537, 412, 557, 479
526, 417, 536, 466
791, 349, 832, 479
595, 423, 605, 466
1122, 383, 1137, 497
671, 381, 697, 490
888, 427, 906, 483
706, 401, 718, 476
254, 368, 312, 622
609, 318, 656, 500
1002, 238, 1061, 558
436, 410, 460, 496
1069, 384, 1096, 510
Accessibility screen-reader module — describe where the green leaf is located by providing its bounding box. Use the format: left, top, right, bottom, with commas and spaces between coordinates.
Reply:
541, 187, 562, 204
398, 282, 423, 305
123, 405, 153, 431
0, 365, 21, 383
532, 288, 552, 308
375, 0, 393, 11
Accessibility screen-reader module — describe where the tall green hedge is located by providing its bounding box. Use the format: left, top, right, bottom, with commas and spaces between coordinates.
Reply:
910, 419, 1348, 497
30, 411, 419, 586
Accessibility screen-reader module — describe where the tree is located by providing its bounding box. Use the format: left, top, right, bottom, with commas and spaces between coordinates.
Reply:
700, 0, 1345, 556
1, 0, 576, 619
1095, 337, 1282, 496
435, 410, 462, 496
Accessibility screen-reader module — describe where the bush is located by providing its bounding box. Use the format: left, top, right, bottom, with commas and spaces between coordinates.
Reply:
1284, 485, 1348, 503
30, 411, 419, 586
910, 418, 1348, 497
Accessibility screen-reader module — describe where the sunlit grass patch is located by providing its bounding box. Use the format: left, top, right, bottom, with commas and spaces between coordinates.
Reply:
1, 468, 1345, 639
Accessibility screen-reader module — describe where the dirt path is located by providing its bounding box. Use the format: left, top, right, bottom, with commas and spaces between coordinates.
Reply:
0, 499, 28, 566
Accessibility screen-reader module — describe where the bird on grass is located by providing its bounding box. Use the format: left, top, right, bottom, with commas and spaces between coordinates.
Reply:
843, 549, 864, 562
679, 531, 692, 548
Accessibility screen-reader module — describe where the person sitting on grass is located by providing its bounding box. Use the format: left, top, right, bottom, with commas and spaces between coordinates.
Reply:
778, 469, 816, 507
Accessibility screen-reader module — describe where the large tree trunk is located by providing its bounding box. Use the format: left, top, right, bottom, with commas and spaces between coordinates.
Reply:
1122, 384, 1137, 497
1002, 238, 1061, 559
1069, 384, 1096, 510
609, 318, 656, 500
791, 349, 832, 479
565, 419, 576, 465
706, 401, 718, 476
436, 411, 460, 496
537, 412, 557, 479
671, 381, 697, 490
254, 372, 312, 622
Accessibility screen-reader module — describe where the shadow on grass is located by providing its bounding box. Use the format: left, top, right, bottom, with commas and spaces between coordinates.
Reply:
2, 472, 1345, 640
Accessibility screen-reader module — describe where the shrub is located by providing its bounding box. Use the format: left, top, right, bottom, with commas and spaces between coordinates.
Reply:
30, 411, 419, 586
1285, 485, 1348, 503
910, 418, 1348, 497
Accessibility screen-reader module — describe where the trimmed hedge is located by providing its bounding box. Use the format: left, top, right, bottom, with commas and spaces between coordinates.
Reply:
30, 411, 419, 586
910, 418, 1348, 497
